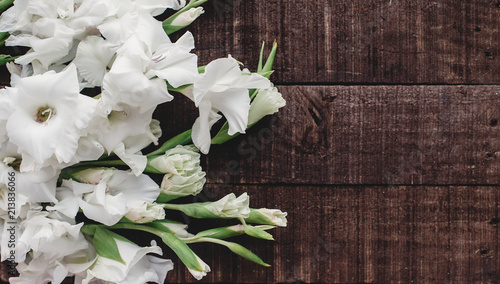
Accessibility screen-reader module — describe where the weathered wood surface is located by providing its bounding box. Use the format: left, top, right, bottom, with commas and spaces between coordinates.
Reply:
0, 0, 499, 283
191, 0, 500, 84
205, 85, 500, 185
162, 185, 500, 283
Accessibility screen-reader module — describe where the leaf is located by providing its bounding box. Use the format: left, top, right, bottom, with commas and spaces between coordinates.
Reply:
92, 227, 126, 264
257, 42, 265, 73
244, 225, 274, 241
262, 40, 278, 74
160, 232, 205, 271
223, 241, 271, 267
193, 225, 245, 240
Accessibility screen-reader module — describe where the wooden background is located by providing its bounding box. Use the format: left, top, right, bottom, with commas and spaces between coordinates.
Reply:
1, 0, 500, 283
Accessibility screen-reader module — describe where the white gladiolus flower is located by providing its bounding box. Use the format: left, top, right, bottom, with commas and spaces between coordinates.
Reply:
248, 86, 286, 126
83, 240, 173, 284
171, 7, 204, 27
12, 18, 76, 68
13, 211, 89, 262
101, 14, 197, 111
57, 170, 161, 226
0, 141, 60, 203
73, 35, 115, 87
10, 247, 96, 284
143, 31, 199, 88
2, 64, 97, 169
205, 193, 251, 219
101, 39, 173, 113
90, 103, 161, 175
9, 235, 96, 284
191, 56, 271, 153
0, 0, 288, 281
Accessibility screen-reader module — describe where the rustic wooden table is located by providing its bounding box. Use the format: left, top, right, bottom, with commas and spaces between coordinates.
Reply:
1, 0, 500, 283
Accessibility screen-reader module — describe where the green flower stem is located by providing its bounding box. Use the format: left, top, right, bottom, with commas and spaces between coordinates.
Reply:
0, 54, 18, 66
107, 222, 164, 236
188, 237, 271, 267
68, 159, 127, 168
147, 129, 192, 156
64, 129, 192, 173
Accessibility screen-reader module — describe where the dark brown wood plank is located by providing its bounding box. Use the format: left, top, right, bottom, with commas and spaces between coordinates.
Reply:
156, 184, 500, 283
189, 0, 500, 84
206, 85, 500, 185
0, 0, 497, 85
2, 185, 499, 283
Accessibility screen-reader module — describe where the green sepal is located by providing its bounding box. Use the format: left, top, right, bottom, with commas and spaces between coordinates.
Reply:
162, 0, 209, 35
221, 240, 271, 267
244, 225, 274, 241
155, 192, 184, 203
193, 225, 245, 240
244, 209, 276, 226
259, 70, 275, 79
262, 40, 278, 74
160, 232, 205, 271
164, 203, 222, 219
147, 219, 183, 235
92, 227, 127, 264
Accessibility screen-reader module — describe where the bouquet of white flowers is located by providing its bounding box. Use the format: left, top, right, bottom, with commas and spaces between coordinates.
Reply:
0, 0, 287, 283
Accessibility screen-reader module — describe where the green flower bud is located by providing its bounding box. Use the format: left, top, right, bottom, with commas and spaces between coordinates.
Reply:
245, 208, 288, 227
164, 193, 250, 219
163, 7, 205, 34
171, 7, 204, 27
244, 225, 274, 241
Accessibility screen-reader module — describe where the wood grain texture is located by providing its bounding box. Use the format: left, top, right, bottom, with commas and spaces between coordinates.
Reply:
2, 185, 498, 283
190, 0, 500, 84
206, 85, 500, 185
0, 0, 498, 283
152, 184, 500, 283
